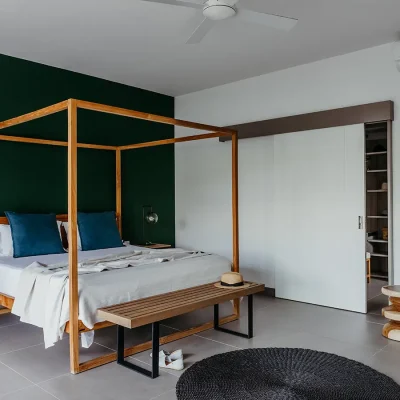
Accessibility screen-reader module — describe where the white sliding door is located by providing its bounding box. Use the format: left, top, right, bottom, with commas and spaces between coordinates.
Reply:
274, 125, 366, 313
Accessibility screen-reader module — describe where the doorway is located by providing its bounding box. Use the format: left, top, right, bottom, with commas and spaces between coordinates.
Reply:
365, 121, 393, 316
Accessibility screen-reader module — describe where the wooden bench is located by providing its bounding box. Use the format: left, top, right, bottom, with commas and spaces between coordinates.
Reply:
98, 281, 265, 378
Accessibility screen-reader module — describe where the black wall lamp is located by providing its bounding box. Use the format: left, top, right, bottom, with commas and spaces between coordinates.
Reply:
142, 205, 158, 245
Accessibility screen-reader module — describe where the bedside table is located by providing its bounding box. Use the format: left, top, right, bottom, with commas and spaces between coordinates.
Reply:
139, 243, 172, 249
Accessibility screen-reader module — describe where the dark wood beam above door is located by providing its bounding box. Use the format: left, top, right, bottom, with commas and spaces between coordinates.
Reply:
220, 101, 394, 142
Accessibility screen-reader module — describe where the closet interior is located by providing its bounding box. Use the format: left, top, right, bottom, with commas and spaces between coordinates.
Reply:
365, 121, 392, 313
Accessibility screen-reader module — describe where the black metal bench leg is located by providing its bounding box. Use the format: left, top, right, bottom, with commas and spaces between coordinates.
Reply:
152, 322, 159, 378
214, 303, 219, 329
116, 324, 159, 379
214, 295, 254, 339
117, 324, 125, 364
248, 294, 253, 339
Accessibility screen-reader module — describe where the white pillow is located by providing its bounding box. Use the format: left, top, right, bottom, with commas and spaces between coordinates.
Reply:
63, 222, 82, 250
0, 224, 13, 256
0, 221, 63, 257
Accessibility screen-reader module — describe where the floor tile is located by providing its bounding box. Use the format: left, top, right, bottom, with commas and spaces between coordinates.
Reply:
365, 350, 400, 383
94, 324, 176, 352
251, 297, 337, 332
162, 295, 293, 333
0, 386, 56, 400
0, 313, 21, 329
0, 362, 32, 397
293, 306, 390, 350
265, 331, 378, 365
0, 294, 399, 399
0, 339, 113, 383
133, 333, 238, 377
197, 308, 290, 350
367, 278, 387, 300
232, 293, 276, 317
368, 294, 388, 315
161, 302, 234, 331
383, 338, 400, 353
172, 298, 390, 353
39, 362, 177, 400
150, 389, 177, 400
365, 312, 386, 325
124, 357, 177, 380
0, 323, 44, 355
194, 319, 250, 350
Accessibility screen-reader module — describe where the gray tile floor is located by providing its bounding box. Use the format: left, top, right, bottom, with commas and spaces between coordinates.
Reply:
367, 278, 388, 315
0, 294, 399, 400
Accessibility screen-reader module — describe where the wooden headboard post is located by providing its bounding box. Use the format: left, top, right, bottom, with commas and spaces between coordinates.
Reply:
116, 149, 122, 235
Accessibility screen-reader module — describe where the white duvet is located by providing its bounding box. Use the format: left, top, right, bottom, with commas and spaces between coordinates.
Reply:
8, 246, 231, 348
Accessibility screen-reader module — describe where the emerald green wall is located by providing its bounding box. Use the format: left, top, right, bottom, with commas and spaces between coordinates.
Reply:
0, 54, 175, 245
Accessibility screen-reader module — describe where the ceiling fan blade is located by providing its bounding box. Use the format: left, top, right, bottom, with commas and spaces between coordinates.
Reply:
178, 0, 204, 3
141, 0, 203, 9
237, 9, 298, 31
186, 18, 215, 44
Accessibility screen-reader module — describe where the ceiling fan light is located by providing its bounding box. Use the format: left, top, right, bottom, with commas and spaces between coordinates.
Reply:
203, 5, 236, 21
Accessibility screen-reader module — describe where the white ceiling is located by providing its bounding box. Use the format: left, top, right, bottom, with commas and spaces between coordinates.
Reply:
1, 0, 400, 96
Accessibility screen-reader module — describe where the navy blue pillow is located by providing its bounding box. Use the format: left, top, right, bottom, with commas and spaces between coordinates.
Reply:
5, 212, 64, 258
77, 211, 123, 251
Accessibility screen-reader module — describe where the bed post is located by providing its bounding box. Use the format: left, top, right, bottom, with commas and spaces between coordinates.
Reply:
116, 149, 122, 235
0, 99, 241, 374
67, 99, 79, 374
232, 131, 239, 272
231, 131, 240, 316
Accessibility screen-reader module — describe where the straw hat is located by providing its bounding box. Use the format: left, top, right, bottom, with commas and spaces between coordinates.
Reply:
214, 272, 250, 289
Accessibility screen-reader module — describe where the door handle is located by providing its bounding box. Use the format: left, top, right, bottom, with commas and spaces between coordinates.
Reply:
358, 216, 363, 230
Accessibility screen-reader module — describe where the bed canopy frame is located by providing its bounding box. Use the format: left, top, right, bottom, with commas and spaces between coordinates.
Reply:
0, 99, 239, 374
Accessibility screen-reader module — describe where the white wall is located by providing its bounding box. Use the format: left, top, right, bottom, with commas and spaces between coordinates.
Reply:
175, 43, 400, 287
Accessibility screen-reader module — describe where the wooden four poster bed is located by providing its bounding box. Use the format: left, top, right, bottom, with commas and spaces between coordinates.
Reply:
0, 99, 239, 374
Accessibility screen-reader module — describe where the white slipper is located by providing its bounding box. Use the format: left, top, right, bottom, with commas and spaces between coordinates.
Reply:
150, 349, 183, 361
159, 355, 184, 371
150, 349, 184, 371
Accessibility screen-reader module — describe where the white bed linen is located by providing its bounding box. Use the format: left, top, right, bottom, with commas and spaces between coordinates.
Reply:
0, 245, 231, 346
0, 245, 145, 297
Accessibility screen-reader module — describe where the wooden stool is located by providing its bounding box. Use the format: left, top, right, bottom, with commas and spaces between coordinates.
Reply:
382, 286, 400, 342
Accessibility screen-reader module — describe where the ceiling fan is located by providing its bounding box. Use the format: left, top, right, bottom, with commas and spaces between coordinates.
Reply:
140, 0, 298, 44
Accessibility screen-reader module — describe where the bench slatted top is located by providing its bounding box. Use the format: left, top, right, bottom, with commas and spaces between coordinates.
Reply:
98, 282, 265, 329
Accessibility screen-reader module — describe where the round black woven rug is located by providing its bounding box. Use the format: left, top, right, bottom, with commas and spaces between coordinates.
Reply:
176, 348, 400, 400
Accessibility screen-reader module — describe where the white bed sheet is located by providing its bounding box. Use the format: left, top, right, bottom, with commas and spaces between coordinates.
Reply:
0, 245, 148, 297
0, 245, 231, 333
